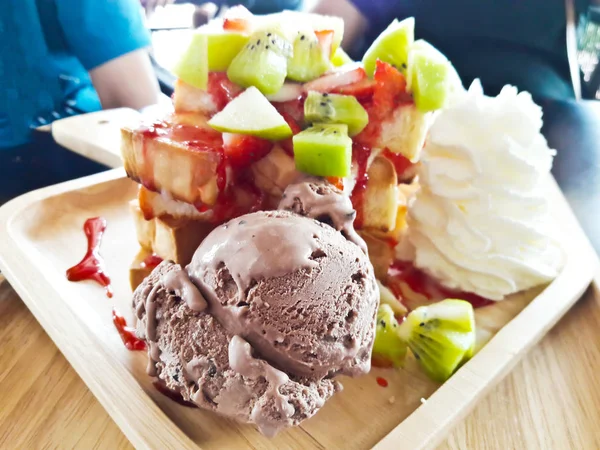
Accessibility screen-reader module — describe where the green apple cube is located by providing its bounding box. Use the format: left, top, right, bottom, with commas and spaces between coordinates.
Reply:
172, 33, 208, 90
208, 86, 292, 140
331, 47, 354, 67
362, 17, 415, 77
205, 31, 249, 71
293, 124, 352, 177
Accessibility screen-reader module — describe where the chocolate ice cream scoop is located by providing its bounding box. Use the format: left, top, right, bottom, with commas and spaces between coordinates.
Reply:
133, 261, 340, 437
187, 210, 379, 380
278, 177, 367, 254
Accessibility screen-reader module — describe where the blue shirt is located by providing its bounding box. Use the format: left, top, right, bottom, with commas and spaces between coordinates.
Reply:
0, 0, 151, 148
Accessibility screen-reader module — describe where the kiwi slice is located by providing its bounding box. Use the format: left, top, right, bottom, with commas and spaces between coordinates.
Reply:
208, 86, 292, 140
287, 30, 331, 82
373, 304, 408, 368
293, 124, 352, 177
331, 47, 353, 67
407, 39, 451, 112
172, 33, 208, 90
398, 299, 476, 382
227, 29, 292, 95
304, 91, 369, 136
362, 17, 414, 77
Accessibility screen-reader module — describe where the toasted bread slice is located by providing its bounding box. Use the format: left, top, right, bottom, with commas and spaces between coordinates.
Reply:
378, 105, 432, 161
130, 200, 155, 249
121, 126, 221, 206
362, 156, 398, 232
173, 79, 217, 115
138, 186, 207, 221
130, 202, 216, 265
129, 247, 154, 291
251, 145, 300, 198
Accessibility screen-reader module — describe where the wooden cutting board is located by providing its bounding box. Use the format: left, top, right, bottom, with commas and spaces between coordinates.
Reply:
0, 169, 596, 449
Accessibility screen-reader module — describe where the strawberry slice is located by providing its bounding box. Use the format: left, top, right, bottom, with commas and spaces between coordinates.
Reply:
330, 78, 376, 99
222, 5, 254, 33
223, 133, 274, 169
355, 61, 413, 147
303, 65, 368, 94
315, 30, 334, 58
223, 18, 252, 32
208, 72, 243, 111
372, 60, 412, 120
277, 110, 302, 157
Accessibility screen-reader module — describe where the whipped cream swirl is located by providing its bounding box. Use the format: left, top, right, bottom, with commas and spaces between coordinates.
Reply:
408, 81, 565, 300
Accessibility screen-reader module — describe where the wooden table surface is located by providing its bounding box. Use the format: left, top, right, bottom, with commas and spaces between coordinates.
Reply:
2, 271, 600, 450
1, 100, 600, 449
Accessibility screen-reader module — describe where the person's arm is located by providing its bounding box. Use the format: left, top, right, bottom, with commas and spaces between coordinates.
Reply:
90, 49, 160, 110
57, 0, 160, 110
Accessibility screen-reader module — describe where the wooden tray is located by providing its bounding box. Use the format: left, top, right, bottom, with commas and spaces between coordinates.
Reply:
0, 169, 596, 450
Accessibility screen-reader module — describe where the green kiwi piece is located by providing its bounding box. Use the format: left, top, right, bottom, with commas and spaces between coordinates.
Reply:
227, 29, 292, 95
287, 30, 331, 82
398, 299, 476, 382
362, 17, 415, 77
407, 39, 451, 112
373, 304, 408, 368
293, 123, 352, 177
331, 47, 354, 67
304, 90, 369, 136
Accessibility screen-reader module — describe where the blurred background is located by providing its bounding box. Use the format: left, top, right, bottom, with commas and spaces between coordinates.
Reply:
0, 0, 599, 217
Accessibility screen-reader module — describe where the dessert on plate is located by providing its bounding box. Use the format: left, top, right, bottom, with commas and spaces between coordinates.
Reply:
118, 7, 564, 437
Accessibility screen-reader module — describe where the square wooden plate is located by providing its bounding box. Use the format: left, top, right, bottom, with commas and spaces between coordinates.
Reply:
0, 169, 596, 450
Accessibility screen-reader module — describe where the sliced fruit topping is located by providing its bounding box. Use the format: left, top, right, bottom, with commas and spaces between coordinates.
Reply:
205, 30, 249, 72
263, 10, 345, 54
222, 5, 254, 33
378, 280, 408, 316
227, 29, 292, 95
208, 86, 292, 140
265, 83, 303, 103
331, 47, 354, 67
287, 29, 331, 82
222, 133, 274, 169
293, 124, 352, 177
315, 29, 334, 59
207, 72, 243, 111
303, 65, 370, 95
372, 60, 411, 119
355, 61, 411, 147
304, 91, 368, 136
363, 17, 415, 77
223, 18, 252, 33
407, 39, 451, 112
172, 33, 208, 90
372, 304, 408, 368
398, 299, 476, 382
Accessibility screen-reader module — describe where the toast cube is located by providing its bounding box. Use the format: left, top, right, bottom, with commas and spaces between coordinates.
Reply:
378, 105, 432, 161
121, 126, 221, 206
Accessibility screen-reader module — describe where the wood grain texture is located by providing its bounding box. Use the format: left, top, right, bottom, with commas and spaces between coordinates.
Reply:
0, 170, 596, 449
51, 108, 140, 169
3, 275, 600, 449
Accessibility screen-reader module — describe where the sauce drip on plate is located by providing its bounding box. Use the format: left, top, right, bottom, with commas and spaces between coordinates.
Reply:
112, 308, 146, 351
66, 217, 113, 298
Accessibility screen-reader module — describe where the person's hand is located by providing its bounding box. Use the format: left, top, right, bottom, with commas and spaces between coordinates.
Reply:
141, 0, 176, 17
